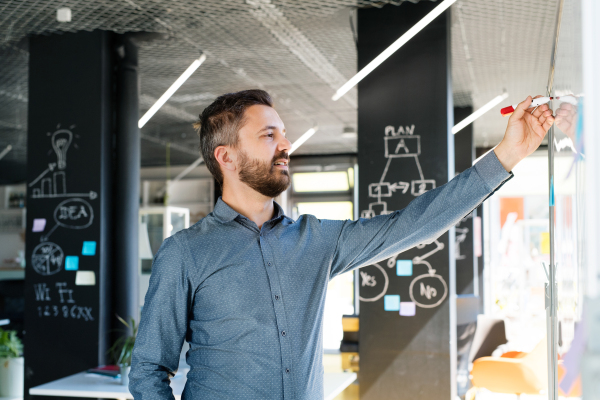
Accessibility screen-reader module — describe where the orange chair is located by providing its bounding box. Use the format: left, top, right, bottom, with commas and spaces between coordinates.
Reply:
469, 336, 582, 399
470, 337, 548, 397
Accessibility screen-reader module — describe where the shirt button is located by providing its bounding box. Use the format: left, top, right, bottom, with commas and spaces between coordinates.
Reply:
275, 295, 280, 300
268, 262, 272, 266
281, 331, 286, 337
285, 368, 290, 374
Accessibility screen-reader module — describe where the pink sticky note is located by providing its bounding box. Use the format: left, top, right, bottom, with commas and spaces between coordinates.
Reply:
399, 302, 416, 316
32, 218, 46, 232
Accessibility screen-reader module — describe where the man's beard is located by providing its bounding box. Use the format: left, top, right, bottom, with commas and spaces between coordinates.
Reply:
238, 150, 291, 198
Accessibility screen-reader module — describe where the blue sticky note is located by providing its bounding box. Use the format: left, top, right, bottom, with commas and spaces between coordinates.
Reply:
82, 241, 97, 256
65, 256, 79, 271
384, 295, 400, 311
396, 260, 413, 276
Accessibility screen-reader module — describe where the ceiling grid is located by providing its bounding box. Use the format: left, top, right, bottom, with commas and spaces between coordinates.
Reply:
0, 0, 558, 173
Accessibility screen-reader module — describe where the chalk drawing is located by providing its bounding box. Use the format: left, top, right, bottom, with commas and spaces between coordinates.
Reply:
358, 263, 389, 302
359, 124, 448, 310
29, 126, 97, 200
361, 125, 436, 218
31, 242, 64, 276
41, 198, 94, 242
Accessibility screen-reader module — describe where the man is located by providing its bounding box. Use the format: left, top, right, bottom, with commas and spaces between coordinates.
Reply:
130, 89, 554, 399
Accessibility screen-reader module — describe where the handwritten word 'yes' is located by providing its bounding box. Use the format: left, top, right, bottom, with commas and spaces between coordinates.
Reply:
360, 271, 377, 287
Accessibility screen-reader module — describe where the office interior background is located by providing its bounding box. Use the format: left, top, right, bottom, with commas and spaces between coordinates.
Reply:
0, 0, 599, 399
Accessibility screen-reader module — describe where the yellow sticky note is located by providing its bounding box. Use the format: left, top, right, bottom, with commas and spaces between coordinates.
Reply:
541, 232, 550, 254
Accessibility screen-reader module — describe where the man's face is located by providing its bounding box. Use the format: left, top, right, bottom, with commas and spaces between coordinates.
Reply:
235, 105, 292, 198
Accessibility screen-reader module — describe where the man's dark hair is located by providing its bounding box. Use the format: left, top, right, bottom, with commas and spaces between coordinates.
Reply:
194, 89, 273, 184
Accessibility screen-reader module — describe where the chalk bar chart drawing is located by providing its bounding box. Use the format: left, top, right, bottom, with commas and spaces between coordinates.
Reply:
29, 127, 97, 200
360, 125, 436, 219
41, 198, 94, 242
31, 242, 64, 276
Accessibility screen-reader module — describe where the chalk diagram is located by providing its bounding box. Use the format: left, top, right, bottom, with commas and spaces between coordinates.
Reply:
360, 125, 435, 218
359, 125, 448, 310
30, 124, 96, 275
31, 242, 64, 276
41, 198, 94, 242
455, 213, 472, 261
359, 263, 389, 302
28, 126, 97, 200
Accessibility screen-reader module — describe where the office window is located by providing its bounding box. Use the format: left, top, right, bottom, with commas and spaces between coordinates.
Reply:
292, 171, 350, 192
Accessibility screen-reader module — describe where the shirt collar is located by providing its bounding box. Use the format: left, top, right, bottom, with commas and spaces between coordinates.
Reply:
213, 197, 288, 224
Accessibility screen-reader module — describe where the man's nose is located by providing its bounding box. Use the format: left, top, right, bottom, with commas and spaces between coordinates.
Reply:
278, 133, 292, 153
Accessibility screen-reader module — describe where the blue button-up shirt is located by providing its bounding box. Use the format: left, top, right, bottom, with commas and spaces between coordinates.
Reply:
130, 151, 511, 399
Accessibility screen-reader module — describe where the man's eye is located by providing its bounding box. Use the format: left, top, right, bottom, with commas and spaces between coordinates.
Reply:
266, 133, 274, 138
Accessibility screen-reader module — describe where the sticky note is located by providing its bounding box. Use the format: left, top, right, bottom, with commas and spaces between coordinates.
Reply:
400, 302, 416, 316
384, 295, 400, 311
82, 241, 97, 256
65, 256, 79, 271
32, 218, 46, 232
396, 260, 413, 276
75, 271, 96, 286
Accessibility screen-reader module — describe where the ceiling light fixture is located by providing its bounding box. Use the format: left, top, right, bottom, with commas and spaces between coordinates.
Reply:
0, 145, 12, 161
452, 92, 509, 134
289, 127, 318, 155
138, 54, 207, 129
331, 0, 457, 101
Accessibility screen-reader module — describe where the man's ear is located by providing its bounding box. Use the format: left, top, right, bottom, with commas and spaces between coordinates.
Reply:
214, 145, 236, 172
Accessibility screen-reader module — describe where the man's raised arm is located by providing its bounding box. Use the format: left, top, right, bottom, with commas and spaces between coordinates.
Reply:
129, 236, 193, 399
329, 96, 554, 277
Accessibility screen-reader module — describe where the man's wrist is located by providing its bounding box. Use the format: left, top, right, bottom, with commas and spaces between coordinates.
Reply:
493, 142, 520, 172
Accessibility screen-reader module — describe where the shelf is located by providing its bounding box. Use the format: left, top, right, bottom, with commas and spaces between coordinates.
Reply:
0, 268, 25, 280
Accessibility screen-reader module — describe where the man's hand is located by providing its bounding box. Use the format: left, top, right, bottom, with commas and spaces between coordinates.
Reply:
494, 95, 555, 172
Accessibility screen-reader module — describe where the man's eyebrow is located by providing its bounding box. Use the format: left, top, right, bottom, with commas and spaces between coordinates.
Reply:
257, 125, 280, 134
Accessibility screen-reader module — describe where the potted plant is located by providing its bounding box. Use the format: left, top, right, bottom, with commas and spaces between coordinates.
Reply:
108, 315, 137, 386
0, 328, 24, 396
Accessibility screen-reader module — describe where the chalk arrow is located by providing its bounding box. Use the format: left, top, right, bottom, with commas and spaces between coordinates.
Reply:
29, 163, 58, 187
40, 224, 58, 243
390, 181, 410, 194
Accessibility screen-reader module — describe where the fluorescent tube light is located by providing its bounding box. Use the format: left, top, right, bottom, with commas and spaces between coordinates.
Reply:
332, 0, 457, 101
139, 54, 207, 128
0, 144, 12, 161
289, 127, 318, 155
452, 92, 509, 134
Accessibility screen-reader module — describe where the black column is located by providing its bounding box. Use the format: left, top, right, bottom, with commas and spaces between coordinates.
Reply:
25, 31, 113, 398
357, 3, 455, 399
454, 107, 477, 296
113, 34, 140, 330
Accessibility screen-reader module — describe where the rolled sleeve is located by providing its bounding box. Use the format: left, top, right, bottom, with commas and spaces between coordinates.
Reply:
129, 236, 192, 399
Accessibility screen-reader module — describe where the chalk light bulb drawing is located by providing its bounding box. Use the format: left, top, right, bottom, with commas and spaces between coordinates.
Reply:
51, 129, 73, 170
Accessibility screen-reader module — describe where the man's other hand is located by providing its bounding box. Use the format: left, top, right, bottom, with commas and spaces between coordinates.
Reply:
494, 95, 555, 172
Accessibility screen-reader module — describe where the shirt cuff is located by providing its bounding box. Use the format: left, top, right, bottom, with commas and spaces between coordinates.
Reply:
473, 150, 513, 192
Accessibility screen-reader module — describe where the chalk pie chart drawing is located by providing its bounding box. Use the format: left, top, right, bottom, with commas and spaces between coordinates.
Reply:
359, 263, 389, 302
31, 242, 64, 276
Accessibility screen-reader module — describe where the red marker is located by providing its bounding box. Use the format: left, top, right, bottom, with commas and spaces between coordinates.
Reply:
500, 95, 577, 116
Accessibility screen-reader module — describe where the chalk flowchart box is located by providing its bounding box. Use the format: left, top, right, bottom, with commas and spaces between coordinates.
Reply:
384, 135, 421, 158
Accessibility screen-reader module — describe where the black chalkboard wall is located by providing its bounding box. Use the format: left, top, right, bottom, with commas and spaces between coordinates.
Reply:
357, 3, 455, 399
25, 31, 113, 399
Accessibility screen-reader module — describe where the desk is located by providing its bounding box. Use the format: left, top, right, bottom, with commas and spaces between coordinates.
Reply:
30, 370, 357, 400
